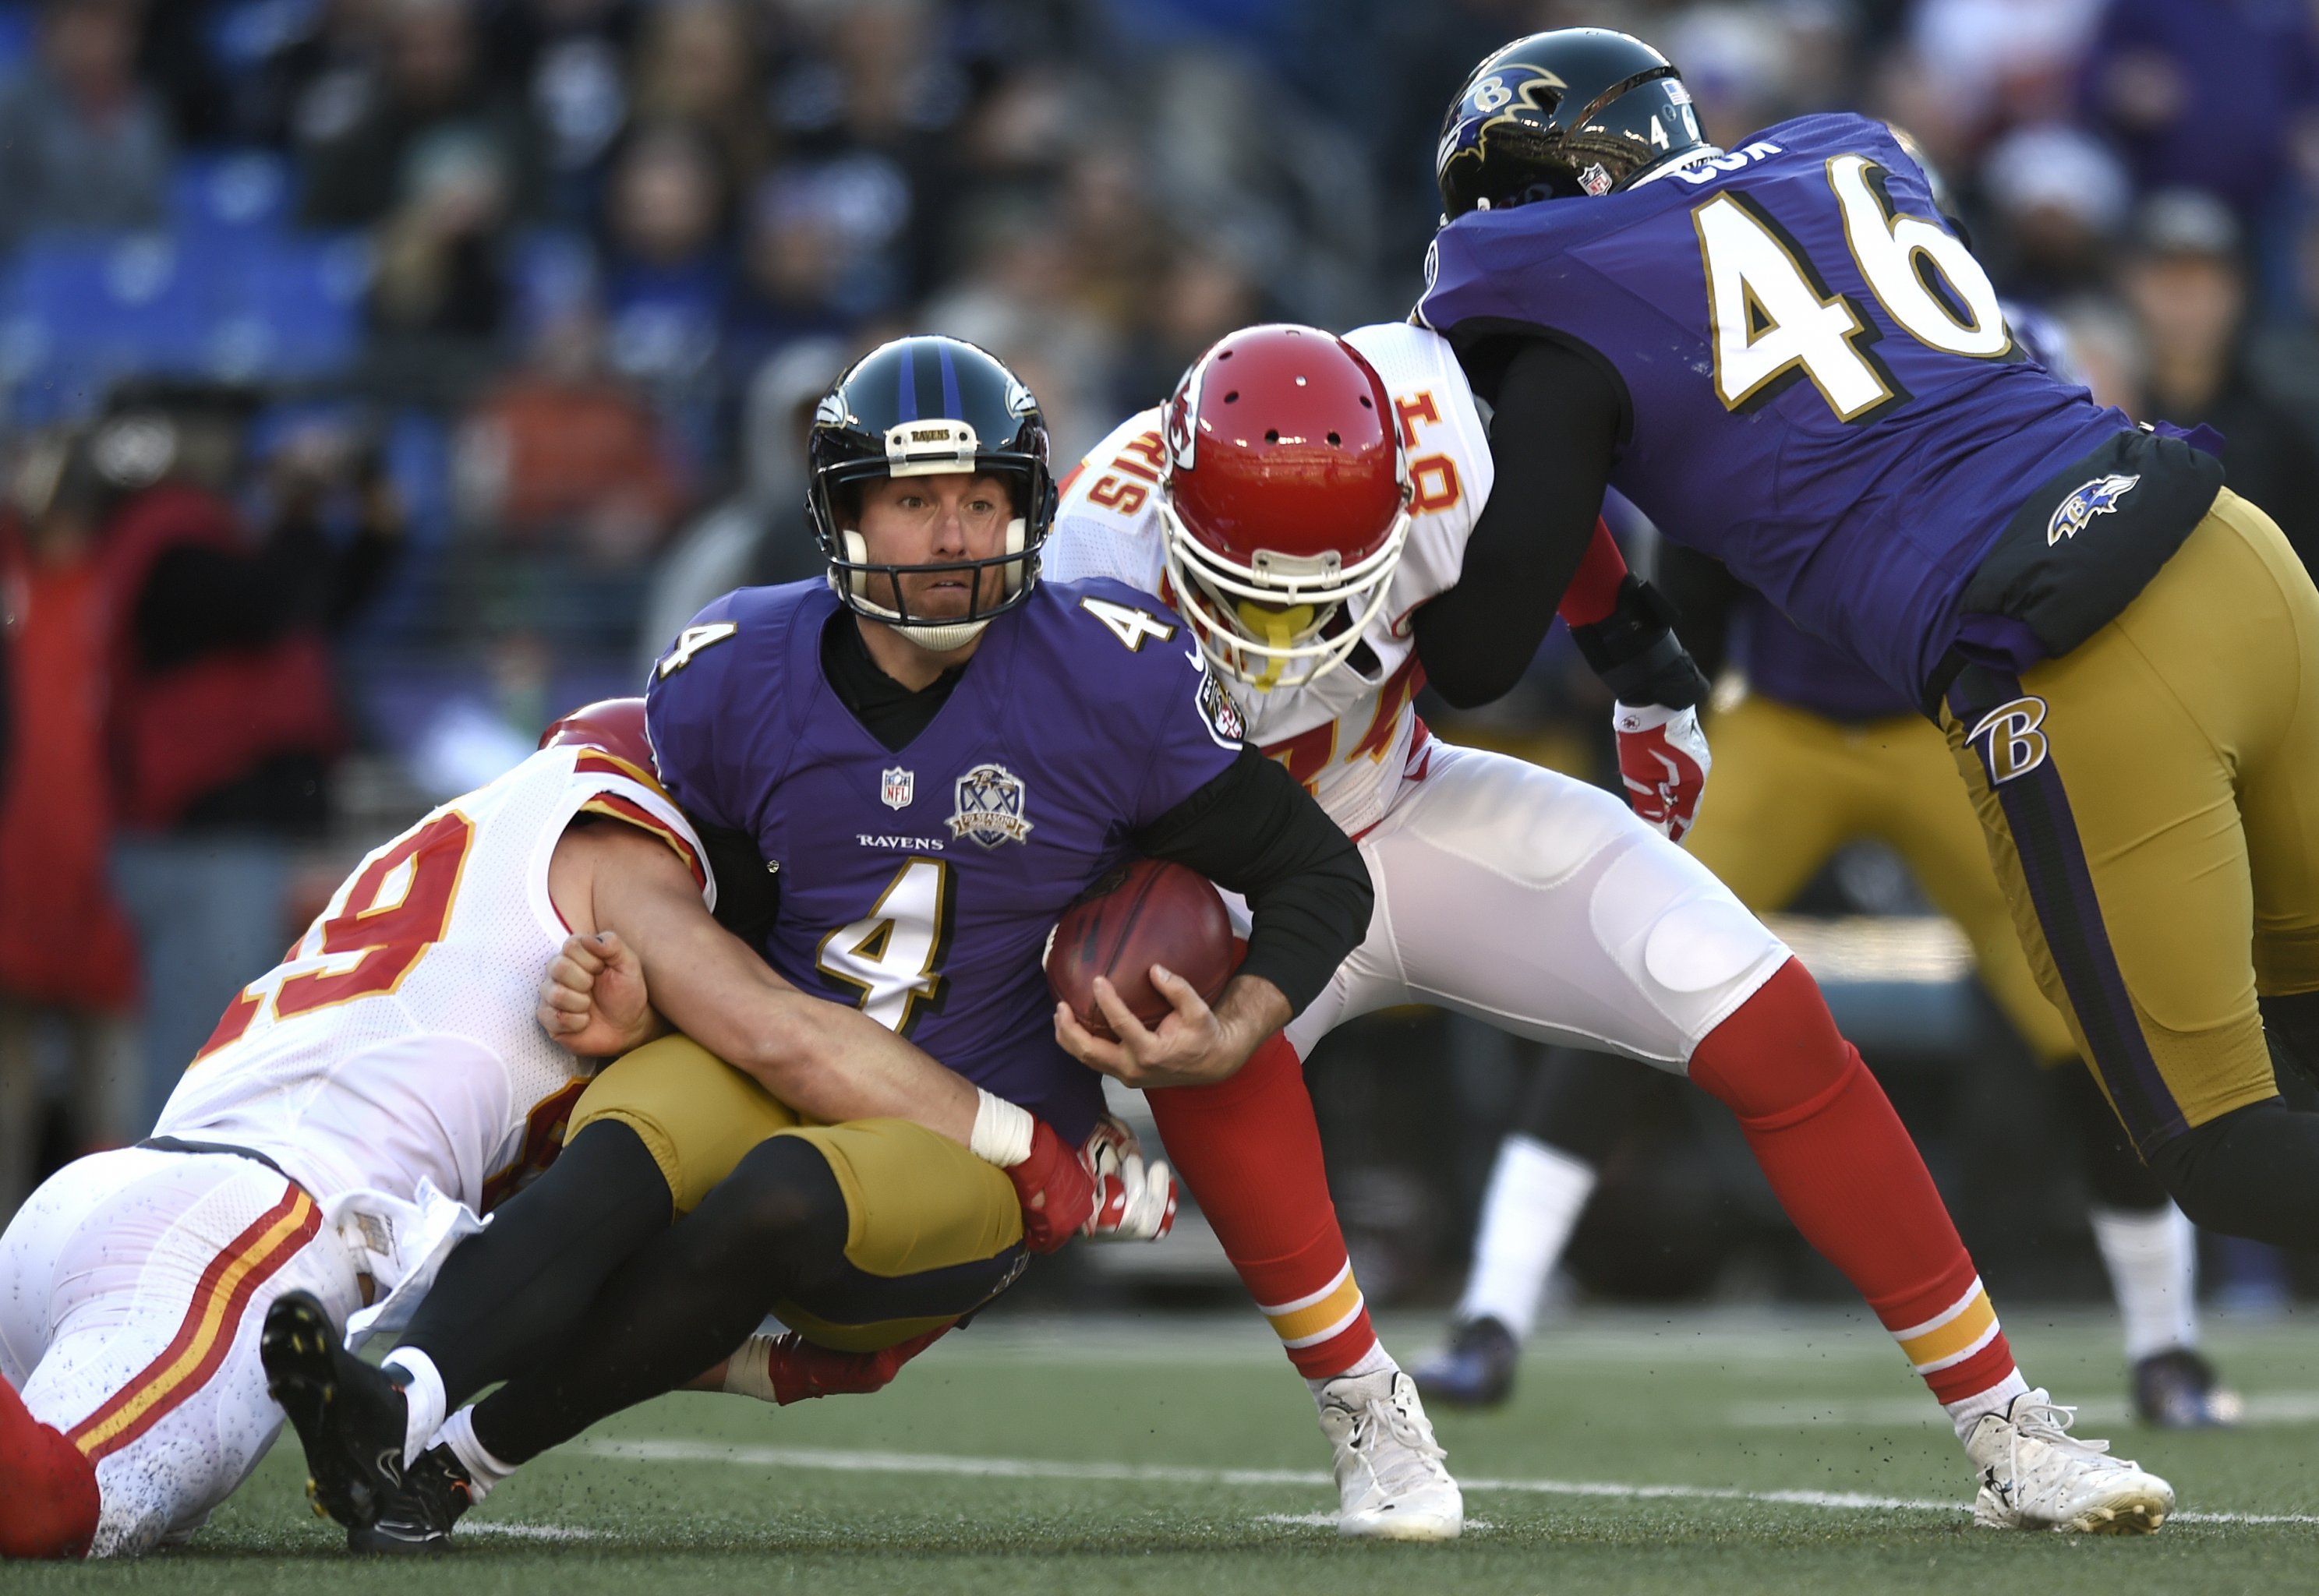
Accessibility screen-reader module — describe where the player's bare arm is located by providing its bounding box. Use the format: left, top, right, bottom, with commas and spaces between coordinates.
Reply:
1056, 966, 1292, 1090
544, 817, 981, 1144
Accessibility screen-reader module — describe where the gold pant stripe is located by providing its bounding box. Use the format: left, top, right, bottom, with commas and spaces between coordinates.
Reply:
1895, 1285, 1997, 1372
1266, 1269, 1364, 1347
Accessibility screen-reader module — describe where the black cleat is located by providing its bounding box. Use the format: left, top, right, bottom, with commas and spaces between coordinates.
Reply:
349, 1444, 475, 1555
2132, 1347, 2242, 1428
1409, 1315, 1519, 1410
260, 1290, 409, 1531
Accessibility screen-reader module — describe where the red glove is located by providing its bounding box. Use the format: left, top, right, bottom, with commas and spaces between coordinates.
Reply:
1079, 1115, 1178, 1241
1614, 702, 1712, 843
755, 1325, 951, 1405
1004, 1118, 1098, 1252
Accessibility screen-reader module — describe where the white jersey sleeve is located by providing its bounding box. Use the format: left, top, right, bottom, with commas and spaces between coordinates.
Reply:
150, 747, 712, 1214
1044, 408, 1171, 592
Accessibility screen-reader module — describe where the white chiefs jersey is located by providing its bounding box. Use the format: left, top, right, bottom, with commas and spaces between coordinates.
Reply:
152, 745, 712, 1216
1045, 322, 1494, 835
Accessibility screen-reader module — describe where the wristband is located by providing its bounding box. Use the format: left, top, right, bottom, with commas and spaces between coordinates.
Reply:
970, 1087, 1034, 1169
722, 1333, 777, 1402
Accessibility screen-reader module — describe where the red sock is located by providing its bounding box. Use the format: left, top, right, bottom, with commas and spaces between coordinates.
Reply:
0, 1375, 98, 1559
1688, 959, 2019, 1404
1146, 1033, 1377, 1378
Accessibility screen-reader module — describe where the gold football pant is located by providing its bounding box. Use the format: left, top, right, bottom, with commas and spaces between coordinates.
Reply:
1940, 489, 2319, 1153
1684, 692, 2077, 1064
569, 1035, 1026, 1350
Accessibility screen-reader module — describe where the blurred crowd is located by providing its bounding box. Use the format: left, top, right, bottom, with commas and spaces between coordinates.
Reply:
2, 0, 2317, 1308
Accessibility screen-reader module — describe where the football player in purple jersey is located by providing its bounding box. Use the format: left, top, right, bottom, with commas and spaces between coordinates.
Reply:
263, 337, 1402, 1550
1418, 291, 2236, 1429
1415, 23, 2319, 1519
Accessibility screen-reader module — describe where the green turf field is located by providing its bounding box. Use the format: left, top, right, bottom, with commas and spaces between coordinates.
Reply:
15, 1307, 2319, 1594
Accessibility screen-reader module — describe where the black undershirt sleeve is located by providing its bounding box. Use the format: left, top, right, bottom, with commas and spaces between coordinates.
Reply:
1412, 337, 1623, 708
1649, 542, 1745, 683
1130, 746, 1372, 1018
698, 823, 780, 946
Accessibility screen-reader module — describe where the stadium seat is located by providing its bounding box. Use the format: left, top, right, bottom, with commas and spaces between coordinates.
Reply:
0, 226, 368, 417
170, 150, 295, 252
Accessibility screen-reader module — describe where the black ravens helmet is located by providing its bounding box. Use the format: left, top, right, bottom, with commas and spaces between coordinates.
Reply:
806, 335, 1056, 648
1436, 29, 1706, 219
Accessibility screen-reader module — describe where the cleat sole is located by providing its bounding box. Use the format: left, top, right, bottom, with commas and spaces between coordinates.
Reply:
260, 1291, 400, 1533
1338, 1513, 1465, 1542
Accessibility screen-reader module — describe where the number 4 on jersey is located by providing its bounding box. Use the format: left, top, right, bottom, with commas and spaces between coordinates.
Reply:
1080, 597, 1178, 652
818, 858, 955, 1035
656, 620, 740, 679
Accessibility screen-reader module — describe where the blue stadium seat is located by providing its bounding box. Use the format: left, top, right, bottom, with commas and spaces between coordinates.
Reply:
171, 150, 295, 252
0, 7, 32, 80
205, 233, 368, 381
0, 227, 367, 419
0, 235, 217, 419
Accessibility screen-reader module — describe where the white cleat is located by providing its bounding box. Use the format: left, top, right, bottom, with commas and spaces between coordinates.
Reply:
1315, 1368, 1464, 1541
1964, 1389, 2174, 1534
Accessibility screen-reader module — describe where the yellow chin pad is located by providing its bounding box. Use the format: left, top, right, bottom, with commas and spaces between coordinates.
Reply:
1235, 599, 1313, 689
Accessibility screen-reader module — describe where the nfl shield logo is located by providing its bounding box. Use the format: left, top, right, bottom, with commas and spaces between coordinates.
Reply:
948, 762, 1033, 847
880, 767, 914, 810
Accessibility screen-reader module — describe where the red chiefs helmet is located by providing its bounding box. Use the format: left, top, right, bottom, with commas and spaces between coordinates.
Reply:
538, 697, 656, 775
1159, 324, 1412, 690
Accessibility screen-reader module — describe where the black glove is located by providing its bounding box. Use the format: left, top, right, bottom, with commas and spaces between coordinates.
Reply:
1568, 575, 1710, 711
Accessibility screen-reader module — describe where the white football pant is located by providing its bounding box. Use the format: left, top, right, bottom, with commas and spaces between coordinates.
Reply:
1279, 743, 1792, 1068
0, 1148, 359, 1557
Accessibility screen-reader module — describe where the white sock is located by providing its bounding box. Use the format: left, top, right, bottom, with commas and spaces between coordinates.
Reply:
434, 1405, 516, 1503
1454, 1133, 1597, 1341
1944, 1368, 2031, 1441
380, 1347, 447, 1467
1306, 1341, 1398, 1407
2088, 1203, 2199, 1362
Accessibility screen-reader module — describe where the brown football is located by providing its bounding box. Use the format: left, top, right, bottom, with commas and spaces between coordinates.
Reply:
1045, 859, 1239, 1041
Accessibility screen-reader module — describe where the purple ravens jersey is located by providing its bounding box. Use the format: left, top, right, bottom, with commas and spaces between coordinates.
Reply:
1419, 113, 2200, 709
1727, 298, 2090, 724
645, 577, 1243, 1140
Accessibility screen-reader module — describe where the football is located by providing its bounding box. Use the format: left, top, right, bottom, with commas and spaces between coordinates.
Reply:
1045, 859, 1238, 1040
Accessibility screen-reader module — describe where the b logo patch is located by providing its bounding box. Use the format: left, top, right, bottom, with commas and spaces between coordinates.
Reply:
1968, 696, 2050, 786
949, 763, 1032, 847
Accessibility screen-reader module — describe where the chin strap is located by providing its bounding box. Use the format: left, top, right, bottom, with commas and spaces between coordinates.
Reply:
835, 516, 1028, 654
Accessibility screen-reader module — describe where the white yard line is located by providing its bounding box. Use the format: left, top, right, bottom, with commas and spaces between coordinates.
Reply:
462, 1522, 605, 1541
578, 1438, 2319, 1527
1728, 1390, 2319, 1430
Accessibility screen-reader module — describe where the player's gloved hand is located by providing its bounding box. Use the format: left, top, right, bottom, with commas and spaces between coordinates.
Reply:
1080, 1116, 1179, 1242
1005, 1117, 1100, 1253
536, 930, 668, 1056
1614, 701, 1712, 843
723, 1324, 950, 1405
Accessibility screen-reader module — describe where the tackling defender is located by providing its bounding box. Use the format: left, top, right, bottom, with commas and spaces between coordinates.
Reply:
0, 701, 1098, 1559
1417, 29, 2319, 1262
1044, 320, 2172, 1532
265, 336, 1387, 1546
